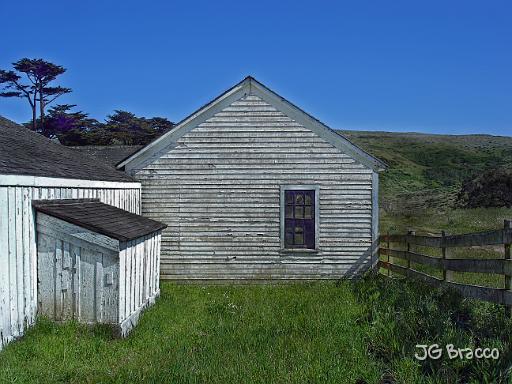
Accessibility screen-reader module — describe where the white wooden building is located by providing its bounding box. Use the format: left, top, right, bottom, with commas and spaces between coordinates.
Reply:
0, 77, 387, 350
118, 77, 387, 281
34, 199, 165, 336
0, 117, 148, 349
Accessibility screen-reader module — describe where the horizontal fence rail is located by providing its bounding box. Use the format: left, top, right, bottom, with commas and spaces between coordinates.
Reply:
378, 220, 512, 310
383, 228, 512, 248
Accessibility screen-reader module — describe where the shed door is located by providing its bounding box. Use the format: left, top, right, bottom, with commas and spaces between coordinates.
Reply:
37, 236, 106, 323
37, 237, 76, 321
78, 249, 104, 323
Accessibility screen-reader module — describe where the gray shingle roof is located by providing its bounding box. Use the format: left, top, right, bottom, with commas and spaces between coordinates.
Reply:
71, 145, 144, 166
33, 199, 167, 241
0, 116, 135, 182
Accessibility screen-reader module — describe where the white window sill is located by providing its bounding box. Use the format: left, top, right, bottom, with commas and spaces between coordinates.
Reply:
279, 248, 319, 254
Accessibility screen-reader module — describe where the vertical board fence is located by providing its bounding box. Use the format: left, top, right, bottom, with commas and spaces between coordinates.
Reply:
378, 220, 512, 309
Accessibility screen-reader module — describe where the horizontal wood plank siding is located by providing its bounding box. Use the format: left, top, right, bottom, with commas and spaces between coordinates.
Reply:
134, 94, 375, 281
0, 184, 140, 350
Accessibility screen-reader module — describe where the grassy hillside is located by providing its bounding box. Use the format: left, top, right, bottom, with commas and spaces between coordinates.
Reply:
339, 130, 512, 211
343, 130, 512, 292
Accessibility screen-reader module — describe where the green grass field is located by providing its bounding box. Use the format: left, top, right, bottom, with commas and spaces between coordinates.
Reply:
381, 207, 512, 235
0, 282, 383, 383
1, 277, 511, 383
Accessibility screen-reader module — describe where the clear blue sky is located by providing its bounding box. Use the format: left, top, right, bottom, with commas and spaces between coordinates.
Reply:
1, 0, 511, 136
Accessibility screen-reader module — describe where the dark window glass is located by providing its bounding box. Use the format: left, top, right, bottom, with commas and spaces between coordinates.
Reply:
284, 189, 315, 249
294, 226, 304, 245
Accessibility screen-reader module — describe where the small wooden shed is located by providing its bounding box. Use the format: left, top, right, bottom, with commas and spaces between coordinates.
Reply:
33, 199, 166, 336
0, 116, 141, 350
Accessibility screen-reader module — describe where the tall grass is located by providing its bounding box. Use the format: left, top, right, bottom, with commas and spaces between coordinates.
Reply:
353, 273, 512, 383
381, 207, 512, 235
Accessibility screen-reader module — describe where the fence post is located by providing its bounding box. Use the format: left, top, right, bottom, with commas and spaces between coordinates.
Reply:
441, 230, 449, 282
377, 233, 381, 271
387, 231, 390, 277
505, 220, 511, 316
407, 230, 415, 271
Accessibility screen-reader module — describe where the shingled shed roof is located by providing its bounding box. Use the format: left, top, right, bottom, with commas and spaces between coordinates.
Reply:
33, 199, 167, 241
0, 116, 135, 182
71, 145, 144, 167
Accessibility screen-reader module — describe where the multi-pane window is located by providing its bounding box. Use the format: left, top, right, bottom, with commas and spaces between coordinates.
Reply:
284, 190, 316, 249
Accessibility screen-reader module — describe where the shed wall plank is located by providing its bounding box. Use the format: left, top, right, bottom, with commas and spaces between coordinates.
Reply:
54, 239, 63, 320
7, 188, 18, 336
118, 245, 126, 322
0, 188, 11, 347
62, 241, 73, 320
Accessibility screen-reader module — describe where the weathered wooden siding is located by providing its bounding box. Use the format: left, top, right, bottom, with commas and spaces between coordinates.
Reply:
36, 213, 120, 324
35, 214, 159, 337
134, 94, 376, 281
118, 232, 160, 336
0, 183, 140, 350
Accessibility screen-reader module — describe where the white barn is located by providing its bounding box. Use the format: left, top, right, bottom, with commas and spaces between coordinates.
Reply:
0, 77, 386, 350
0, 117, 159, 350
118, 77, 386, 281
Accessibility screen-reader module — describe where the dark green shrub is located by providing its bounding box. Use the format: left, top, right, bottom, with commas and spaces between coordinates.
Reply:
458, 168, 512, 208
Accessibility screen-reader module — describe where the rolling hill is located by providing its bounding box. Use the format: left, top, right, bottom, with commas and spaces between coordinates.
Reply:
338, 130, 512, 212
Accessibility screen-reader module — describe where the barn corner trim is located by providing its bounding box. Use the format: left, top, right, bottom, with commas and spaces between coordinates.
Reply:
117, 76, 388, 173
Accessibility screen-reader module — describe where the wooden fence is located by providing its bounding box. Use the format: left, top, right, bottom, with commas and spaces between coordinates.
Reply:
378, 220, 512, 309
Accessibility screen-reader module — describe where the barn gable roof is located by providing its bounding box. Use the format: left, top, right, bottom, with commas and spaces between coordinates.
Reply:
33, 199, 167, 241
0, 116, 135, 182
116, 76, 387, 172
71, 145, 144, 167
